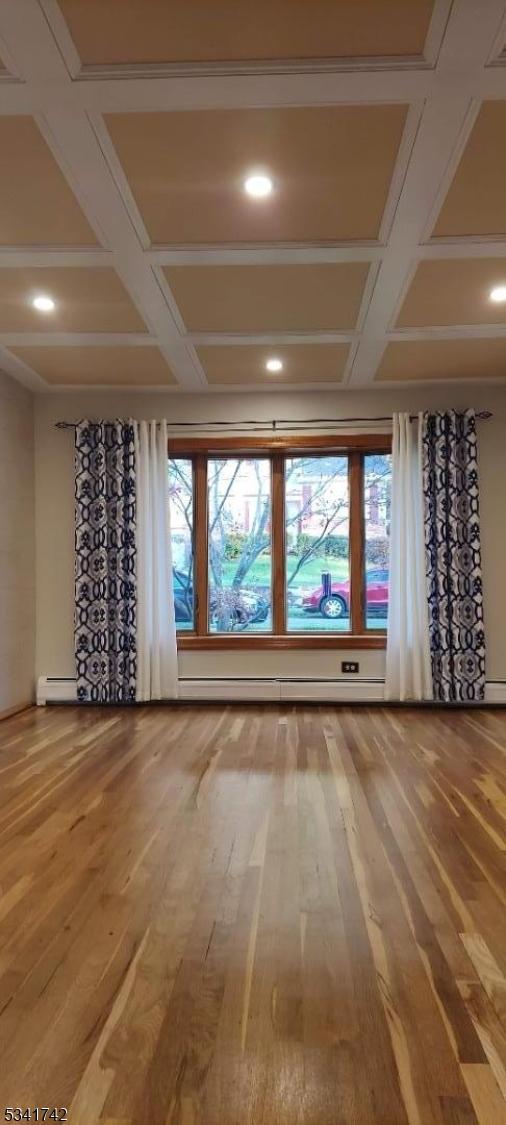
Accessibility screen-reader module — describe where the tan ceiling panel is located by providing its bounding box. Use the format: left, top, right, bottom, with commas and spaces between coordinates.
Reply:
0, 267, 147, 332
9, 345, 175, 385
433, 102, 506, 238
376, 338, 506, 382
164, 262, 371, 333
396, 259, 506, 327
106, 106, 407, 245
59, 0, 434, 67
0, 117, 98, 246
197, 344, 349, 385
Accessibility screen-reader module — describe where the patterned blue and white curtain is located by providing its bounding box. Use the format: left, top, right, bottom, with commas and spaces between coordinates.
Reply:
422, 410, 486, 702
75, 421, 137, 702
75, 419, 178, 703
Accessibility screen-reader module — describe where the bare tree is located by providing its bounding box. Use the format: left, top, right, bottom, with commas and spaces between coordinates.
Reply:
207, 457, 351, 624
208, 459, 271, 629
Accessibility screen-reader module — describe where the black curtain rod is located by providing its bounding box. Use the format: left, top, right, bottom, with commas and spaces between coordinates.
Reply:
55, 411, 493, 430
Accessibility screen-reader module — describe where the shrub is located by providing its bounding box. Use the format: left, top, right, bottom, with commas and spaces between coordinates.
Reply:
224, 531, 248, 560
365, 537, 389, 566
321, 534, 349, 559
289, 532, 349, 560
292, 532, 313, 558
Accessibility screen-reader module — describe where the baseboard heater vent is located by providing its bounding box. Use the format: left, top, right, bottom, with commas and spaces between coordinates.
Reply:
37, 677, 506, 706
37, 676, 385, 705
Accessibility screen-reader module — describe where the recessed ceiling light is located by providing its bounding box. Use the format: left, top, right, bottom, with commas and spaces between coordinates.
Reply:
244, 173, 273, 198
266, 357, 283, 373
32, 294, 56, 312
490, 285, 506, 303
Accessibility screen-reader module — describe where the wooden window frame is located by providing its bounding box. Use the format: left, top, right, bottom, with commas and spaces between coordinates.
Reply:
168, 434, 391, 650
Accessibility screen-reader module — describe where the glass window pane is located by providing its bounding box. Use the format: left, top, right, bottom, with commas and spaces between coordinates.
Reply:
168, 458, 194, 632
285, 456, 350, 632
364, 453, 391, 630
208, 458, 272, 633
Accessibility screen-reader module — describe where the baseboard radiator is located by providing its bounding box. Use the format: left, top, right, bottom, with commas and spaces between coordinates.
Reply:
36, 676, 506, 705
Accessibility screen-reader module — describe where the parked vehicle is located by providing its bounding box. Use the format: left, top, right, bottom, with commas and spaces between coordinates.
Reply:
173, 568, 194, 624
209, 587, 269, 630
173, 569, 269, 629
301, 568, 389, 619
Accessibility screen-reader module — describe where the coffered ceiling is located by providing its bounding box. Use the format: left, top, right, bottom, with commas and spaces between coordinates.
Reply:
0, 116, 97, 246
0, 1, 506, 393
105, 105, 407, 245
9, 344, 175, 385
57, 0, 435, 67
197, 343, 350, 385
163, 263, 371, 334
0, 266, 146, 332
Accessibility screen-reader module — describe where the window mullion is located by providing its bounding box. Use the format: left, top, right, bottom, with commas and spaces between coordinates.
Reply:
194, 454, 209, 636
272, 454, 286, 635
349, 452, 365, 635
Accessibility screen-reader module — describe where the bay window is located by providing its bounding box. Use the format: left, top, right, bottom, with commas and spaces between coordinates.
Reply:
168, 435, 391, 649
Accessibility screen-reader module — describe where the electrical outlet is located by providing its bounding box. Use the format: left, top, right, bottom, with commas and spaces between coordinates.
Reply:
341, 661, 359, 674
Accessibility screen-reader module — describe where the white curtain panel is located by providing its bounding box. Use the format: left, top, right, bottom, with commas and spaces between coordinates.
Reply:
385, 413, 432, 701
134, 420, 178, 701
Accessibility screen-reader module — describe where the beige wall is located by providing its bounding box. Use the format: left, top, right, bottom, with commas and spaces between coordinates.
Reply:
34, 385, 506, 685
0, 371, 35, 712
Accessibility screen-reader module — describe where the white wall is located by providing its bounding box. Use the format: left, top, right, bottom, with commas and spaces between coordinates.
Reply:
34, 385, 506, 685
0, 372, 35, 712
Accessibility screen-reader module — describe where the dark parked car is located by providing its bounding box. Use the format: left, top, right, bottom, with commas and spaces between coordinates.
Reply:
173, 569, 269, 629
173, 568, 194, 624
301, 568, 389, 619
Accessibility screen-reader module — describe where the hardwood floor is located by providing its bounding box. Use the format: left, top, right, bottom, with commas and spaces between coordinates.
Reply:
0, 704, 505, 1124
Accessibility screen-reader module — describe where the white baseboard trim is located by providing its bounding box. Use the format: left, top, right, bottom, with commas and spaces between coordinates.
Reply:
484, 681, 506, 704
37, 677, 77, 705
181, 678, 280, 701
279, 679, 385, 702
37, 675, 506, 706
37, 675, 384, 705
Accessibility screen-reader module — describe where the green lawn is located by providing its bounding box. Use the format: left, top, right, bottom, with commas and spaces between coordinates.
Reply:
222, 554, 349, 590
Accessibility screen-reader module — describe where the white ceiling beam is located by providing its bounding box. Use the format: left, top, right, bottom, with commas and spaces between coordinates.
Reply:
0, 333, 155, 346
0, 60, 503, 117
148, 246, 384, 265
187, 332, 356, 347
0, 0, 70, 81
0, 249, 113, 266
0, 68, 435, 116
419, 240, 506, 258
0, 240, 505, 270
387, 324, 506, 340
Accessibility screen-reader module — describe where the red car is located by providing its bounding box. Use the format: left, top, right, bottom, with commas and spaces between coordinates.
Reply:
301, 568, 389, 619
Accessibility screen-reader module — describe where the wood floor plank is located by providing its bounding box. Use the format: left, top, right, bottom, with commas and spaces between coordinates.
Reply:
461, 1063, 506, 1125
0, 703, 503, 1123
